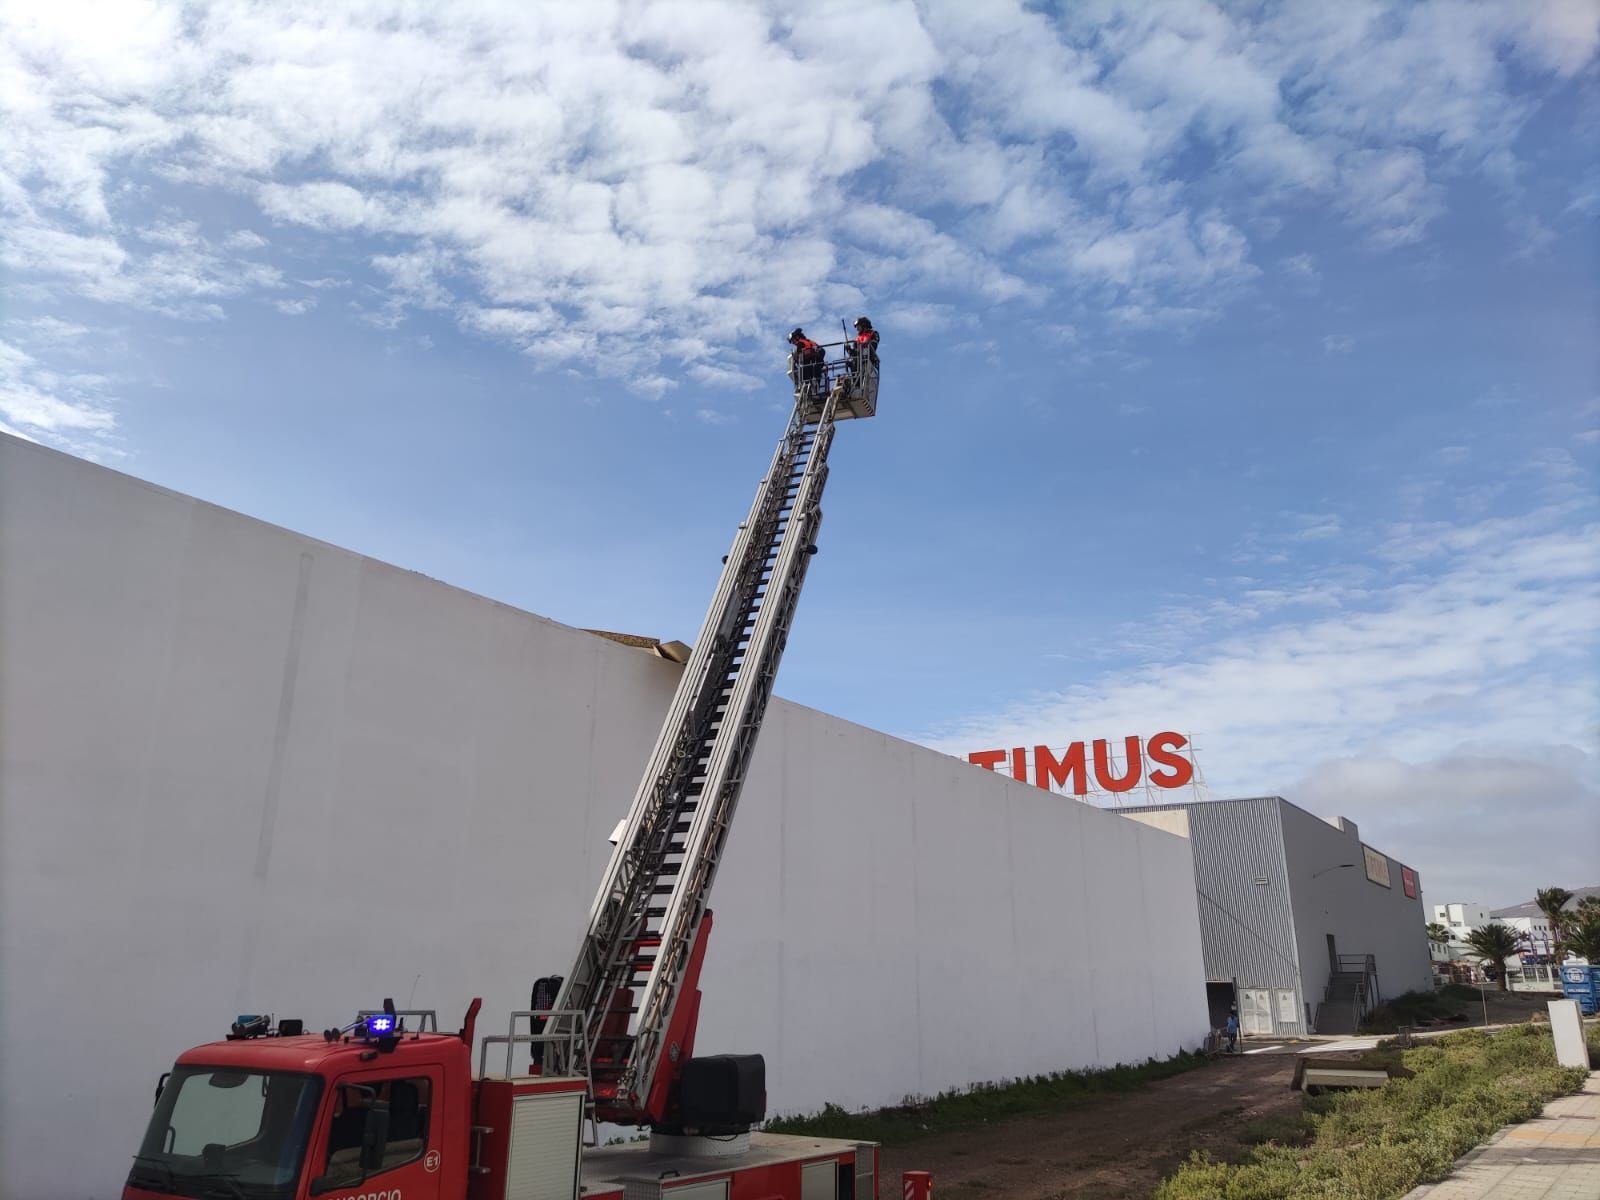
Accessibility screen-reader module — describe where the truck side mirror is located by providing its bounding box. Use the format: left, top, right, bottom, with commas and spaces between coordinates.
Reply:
359, 1102, 391, 1171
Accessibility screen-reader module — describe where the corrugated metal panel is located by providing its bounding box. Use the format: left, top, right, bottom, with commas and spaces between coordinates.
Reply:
505, 1090, 583, 1200
1122, 797, 1304, 1032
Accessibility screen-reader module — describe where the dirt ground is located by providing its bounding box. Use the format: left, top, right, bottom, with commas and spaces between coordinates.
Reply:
1363, 987, 1565, 1034
875, 997, 1566, 1199
1448, 989, 1558, 1027
879, 1053, 1299, 1200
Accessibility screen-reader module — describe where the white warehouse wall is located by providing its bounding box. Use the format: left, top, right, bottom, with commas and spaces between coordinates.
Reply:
0, 435, 1208, 1199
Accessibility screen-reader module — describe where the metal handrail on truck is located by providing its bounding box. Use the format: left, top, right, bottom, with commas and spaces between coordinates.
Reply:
478, 1008, 594, 1080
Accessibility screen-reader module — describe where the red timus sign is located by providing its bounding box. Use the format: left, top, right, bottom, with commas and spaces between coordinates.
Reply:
968, 732, 1195, 795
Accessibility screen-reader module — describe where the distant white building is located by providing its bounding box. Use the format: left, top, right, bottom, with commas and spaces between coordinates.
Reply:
1429, 902, 1494, 985
1430, 894, 1594, 992
1492, 888, 1600, 984
1433, 902, 1492, 935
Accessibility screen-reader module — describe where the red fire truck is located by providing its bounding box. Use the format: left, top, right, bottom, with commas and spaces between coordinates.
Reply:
122, 347, 913, 1200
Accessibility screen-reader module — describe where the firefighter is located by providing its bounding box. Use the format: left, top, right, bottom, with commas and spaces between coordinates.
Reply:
787, 327, 824, 397
847, 315, 879, 381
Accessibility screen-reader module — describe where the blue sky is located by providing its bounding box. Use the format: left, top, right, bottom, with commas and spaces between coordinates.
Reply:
3, 0, 1596, 909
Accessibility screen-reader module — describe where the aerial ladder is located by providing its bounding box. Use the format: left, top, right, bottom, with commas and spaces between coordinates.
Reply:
120, 337, 900, 1200
539, 342, 878, 1130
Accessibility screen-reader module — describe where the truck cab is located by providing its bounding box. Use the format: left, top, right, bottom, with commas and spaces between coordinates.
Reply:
124, 1008, 881, 1200
125, 1012, 472, 1200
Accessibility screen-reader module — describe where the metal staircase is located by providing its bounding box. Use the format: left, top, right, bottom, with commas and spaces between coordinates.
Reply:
1315, 954, 1380, 1034
540, 351, 872, 1126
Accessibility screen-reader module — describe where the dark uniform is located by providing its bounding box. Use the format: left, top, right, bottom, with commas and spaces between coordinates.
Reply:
847, 316, 879, 379
787, 328, 824, 396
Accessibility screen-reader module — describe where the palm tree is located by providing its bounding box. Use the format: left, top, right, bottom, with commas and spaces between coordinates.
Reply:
1464, 923, 1521, 990
1426, 922, 1452, 944
1567, 902, 1600, 963
1536, 886, 1574, 964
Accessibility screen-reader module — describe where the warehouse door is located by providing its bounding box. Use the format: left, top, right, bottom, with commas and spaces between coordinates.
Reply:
1239, 988, 1273, 1035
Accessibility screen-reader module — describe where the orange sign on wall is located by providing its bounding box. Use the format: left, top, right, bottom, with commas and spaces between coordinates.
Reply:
967, 732, 1196, 795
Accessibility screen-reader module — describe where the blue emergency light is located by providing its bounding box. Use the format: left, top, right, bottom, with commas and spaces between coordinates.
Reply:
364, 1014, 396, 1036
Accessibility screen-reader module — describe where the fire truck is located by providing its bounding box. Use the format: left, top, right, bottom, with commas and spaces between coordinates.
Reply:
122, 343, 917, 1200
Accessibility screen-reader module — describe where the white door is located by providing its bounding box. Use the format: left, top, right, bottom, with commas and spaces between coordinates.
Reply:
1276, 989, 1298, 1028
1240, 988, 1273, 1035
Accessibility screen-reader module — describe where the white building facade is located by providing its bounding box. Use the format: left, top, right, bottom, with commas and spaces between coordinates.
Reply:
1433, 902, 1493, 936
1430, 901, 1562, 991
0, 435, 1210, 1199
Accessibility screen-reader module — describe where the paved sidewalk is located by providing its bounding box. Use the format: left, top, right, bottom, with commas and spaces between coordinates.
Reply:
1403, 1072, 1600, 1199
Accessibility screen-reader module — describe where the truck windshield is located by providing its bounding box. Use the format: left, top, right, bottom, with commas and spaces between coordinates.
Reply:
128, 1066, 321, 1199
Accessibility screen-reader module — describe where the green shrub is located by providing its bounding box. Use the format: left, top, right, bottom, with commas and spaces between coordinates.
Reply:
1155, 1025, 1587, 1200
1238, 1112, 1315, 1146
764, 1049, 1205, 1145
1360, 988, 1475, 1032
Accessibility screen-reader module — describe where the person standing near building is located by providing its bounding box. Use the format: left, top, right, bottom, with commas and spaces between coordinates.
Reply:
1225, 1006, 1240, 1052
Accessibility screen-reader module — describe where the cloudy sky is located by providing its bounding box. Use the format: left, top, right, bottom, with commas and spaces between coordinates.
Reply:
3, 0, 1596, 910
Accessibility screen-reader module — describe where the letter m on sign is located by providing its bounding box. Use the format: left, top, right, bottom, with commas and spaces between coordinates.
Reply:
1034, 742, 1088, 795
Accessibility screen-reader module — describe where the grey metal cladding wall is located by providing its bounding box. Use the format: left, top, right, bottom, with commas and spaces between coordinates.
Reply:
1278, 801, 1435, 1003
1134, 798, 1304, 991
1189, 799, 1304, 990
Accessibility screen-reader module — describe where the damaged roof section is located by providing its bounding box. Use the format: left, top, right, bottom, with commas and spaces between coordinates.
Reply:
585, 628, 692, 664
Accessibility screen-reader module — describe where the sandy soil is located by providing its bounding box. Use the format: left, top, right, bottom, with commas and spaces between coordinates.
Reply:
878, 1053, 1299, 1200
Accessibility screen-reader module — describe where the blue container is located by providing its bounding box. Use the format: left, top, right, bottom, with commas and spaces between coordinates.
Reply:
1559, 964, 1599, 1015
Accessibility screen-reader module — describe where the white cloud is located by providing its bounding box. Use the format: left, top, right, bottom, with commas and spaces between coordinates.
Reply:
916, 501, 1600, 902
0, 338, 119, 455
0, 420, 39, 443
686, 363, 764, 392
0, 0, 1590, 404
1281, 253, 1320, 287
21, 316, 90, 342
1323, 333, 1356, 354
258, 182, 390, 232
1293, 751, 1599, 908
1288, 513, 1342, 541
1513, 0, 1600, 76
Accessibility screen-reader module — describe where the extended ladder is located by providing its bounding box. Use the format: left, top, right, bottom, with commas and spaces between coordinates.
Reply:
543, 355, 873, 1125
